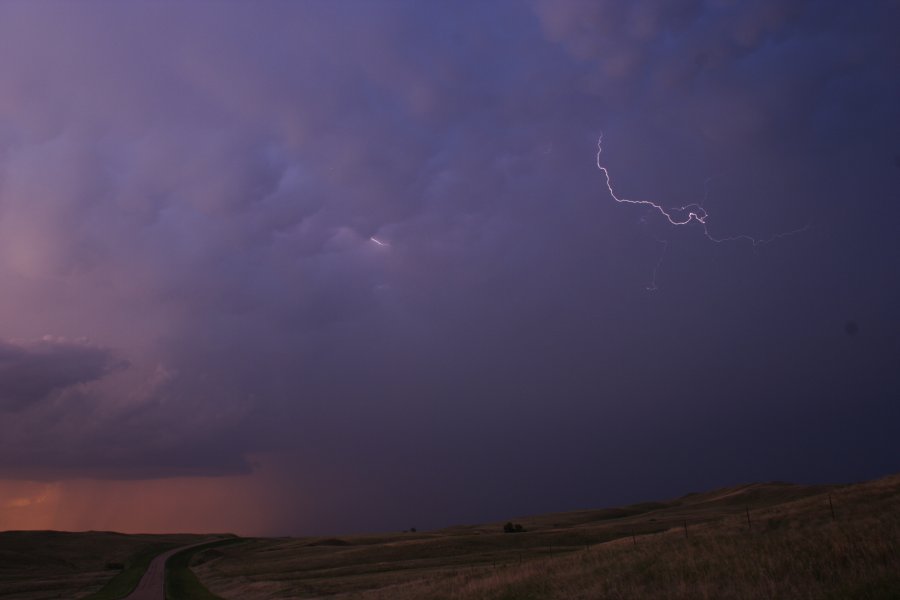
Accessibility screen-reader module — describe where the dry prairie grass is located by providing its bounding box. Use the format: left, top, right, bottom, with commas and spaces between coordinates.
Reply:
194, 474, 900, 599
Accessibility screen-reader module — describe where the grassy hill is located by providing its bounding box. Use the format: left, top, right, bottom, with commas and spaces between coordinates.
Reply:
192, 474, 899, 599
1, 473, 896, 599
0, 531, 210, 599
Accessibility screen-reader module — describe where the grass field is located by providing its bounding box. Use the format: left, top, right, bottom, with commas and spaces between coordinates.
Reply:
0, 531, 209, 599
165, 538, 245, 600
2, 474, 897, 599
192, 473, 900, 599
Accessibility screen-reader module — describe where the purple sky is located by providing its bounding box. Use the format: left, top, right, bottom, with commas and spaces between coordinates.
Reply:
0, 0, 898, 535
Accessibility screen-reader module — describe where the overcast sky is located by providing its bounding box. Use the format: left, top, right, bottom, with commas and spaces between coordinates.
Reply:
0, 0, 898, 536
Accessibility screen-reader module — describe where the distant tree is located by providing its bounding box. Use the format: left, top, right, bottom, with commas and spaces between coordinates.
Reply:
410, 527, 417, 533
503, 522, 525, 533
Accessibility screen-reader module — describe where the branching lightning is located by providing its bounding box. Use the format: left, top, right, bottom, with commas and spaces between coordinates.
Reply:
596, 133, 809, 290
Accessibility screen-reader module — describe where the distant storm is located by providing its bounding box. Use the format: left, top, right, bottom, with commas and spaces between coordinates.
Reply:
0, 0, 898, 535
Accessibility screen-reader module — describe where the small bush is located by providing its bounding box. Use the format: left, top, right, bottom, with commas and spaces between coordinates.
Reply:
503, 522, 525, 533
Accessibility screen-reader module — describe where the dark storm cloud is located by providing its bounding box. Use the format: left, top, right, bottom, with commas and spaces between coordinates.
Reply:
0, 338, 122, 411
0, 0, 897, 531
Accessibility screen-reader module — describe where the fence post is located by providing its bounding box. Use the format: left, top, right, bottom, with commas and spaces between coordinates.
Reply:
746, 506, 752, 530
829, 494, 836, 521
683, 520, 688, 538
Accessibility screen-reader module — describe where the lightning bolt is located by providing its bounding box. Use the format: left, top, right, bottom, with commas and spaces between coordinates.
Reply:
646, 239, 667, 292
370, 236, 389, 247
596, 134, 809, 289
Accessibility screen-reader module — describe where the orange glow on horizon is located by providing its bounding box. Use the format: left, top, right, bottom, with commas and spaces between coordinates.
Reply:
0, 457, 297, 536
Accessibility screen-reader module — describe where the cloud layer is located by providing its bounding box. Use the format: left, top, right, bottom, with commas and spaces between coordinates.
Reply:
0, 1, 897, 532
0, 338, 122, 412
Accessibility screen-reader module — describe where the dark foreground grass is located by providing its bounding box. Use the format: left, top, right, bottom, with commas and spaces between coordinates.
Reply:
0, 531, 209, 600
83, 542, 182, 600
165, 538, 245, 600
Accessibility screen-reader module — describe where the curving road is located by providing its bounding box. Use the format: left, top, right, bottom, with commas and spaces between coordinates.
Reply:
124, 541, 215, 600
